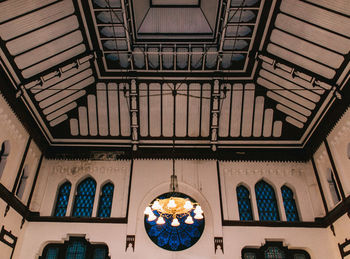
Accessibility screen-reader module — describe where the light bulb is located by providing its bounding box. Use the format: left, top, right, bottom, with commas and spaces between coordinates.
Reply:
167, 198, 176, 209
171, 217, 180, 227
152, 200, 162, 210
184, 200, 193, 210
144, 206, 152, 215
156, 216, 165, 225
185, 215, 194, 224
194, 205, 203, 214
194, 212, 203, 220
148, 211, 157, 221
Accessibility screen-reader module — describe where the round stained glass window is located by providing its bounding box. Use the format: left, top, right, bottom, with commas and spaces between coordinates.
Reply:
144, 192, 205, 251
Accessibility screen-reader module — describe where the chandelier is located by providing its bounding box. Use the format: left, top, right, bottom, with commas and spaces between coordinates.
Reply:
144, 89, 204, 227
144, 195, 204, 227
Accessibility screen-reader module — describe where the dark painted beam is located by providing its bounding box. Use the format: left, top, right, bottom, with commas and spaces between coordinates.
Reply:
222, 220, 324, 228
216, 160, 224, 224
27, 216, 127, 224
324, 139, 346, 200
0, 183, 32, 218
125, 159, 134, 221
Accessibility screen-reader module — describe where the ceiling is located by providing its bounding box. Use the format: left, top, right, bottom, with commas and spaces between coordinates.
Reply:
0, 0, 349, 160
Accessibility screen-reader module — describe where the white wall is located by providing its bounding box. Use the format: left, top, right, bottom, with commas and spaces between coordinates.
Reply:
313, 107, 350, 210
219, 160, 323, 221
326, 107, 350, 197
30, 159, 131, 217
0, 93, 42, 259
16, 158, 343, 259
0, 94, 28, 190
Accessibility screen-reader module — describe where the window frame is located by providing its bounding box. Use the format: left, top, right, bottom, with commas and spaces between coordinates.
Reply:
39, 237, 110, 259
242, 241, 311, 259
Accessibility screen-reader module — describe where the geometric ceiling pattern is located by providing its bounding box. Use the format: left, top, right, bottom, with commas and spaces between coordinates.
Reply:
82, 0, 268, 74
0, 0, 349, 160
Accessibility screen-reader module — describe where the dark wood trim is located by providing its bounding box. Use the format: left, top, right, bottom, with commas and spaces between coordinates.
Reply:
0, 183, 32, 218
311, 156, 329, 214
1, 180, 349, 227
339, 238, 350, 259
11, 137, 31, 193
26, 154, 44, 207
0, 225, 17, 259
28, 216, 127, 224
222, 219, 324, 228
216, 160, 224, 224
125, 159, 133, 221
223, 195, 350, 228
324, 139, 346, 199
321, 194, 350, 226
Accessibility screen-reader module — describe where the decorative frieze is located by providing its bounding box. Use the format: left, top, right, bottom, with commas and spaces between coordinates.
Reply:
222, 167, 303, 177
52, 161, 127, 178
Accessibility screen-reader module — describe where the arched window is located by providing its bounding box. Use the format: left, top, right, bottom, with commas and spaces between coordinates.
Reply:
39, 237, 110, 259
326, 168, 341, 205
236, 185, 253, 220
265, 246, 285, 258
72, 178, 96, 217
242, 241, 310, 259
16, 165, 29, 199
66, 239, 87, 259
0, 140, 10, 179
255, 180, 280, 221
281, 185, 299, 222
97, 182, 114, 218
53, 181, 72, 217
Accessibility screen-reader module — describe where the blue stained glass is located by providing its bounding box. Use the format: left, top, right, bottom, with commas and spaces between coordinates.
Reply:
265, 247, 285, 259
46, 247, 59, 259
97, 183, 114, 218
236, 185, 253, 220
54, 182, 71, 217
93, 247, 107, 259
144, 192, 205, 251
281, 186, 299, 222
255, 180, 280, 221
66, 241, 86, 259
72, 178, 96, 217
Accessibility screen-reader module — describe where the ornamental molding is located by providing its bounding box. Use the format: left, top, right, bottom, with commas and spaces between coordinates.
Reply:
329, 119, 350, 146
0, 107, 24, 143
222, 167, 303, 177
52, 161, 128, 178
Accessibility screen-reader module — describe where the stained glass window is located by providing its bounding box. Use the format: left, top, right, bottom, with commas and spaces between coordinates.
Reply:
144, 192, 205, 251
66, 240, 86, 259
242, 242, 310, 259
72, 178, 96, 217
281, 185, 299, 222
45, 247, 59, 259
97, 183, 114, 218
93, 247, 107, 259
265, 247, 285, 259
54, 181, 71, 217
255, 180, 280, 221
244, 252, 257, 259
236, 185, 253, 220
40, 238, 109, 259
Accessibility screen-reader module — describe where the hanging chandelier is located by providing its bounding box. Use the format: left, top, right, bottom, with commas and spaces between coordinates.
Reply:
144, 195, 203, 227
144, 89, 204, 227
